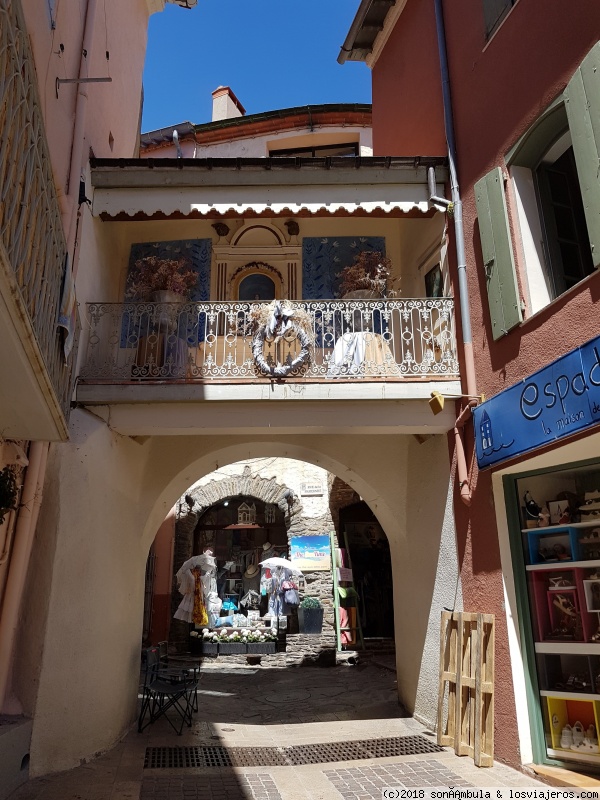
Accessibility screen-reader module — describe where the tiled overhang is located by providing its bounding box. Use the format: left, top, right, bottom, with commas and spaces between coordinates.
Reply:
90, 156, 448, 219
140, 105, 372, 152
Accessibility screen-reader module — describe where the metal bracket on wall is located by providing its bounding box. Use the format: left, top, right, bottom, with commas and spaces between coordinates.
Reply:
56, 76, 112, 98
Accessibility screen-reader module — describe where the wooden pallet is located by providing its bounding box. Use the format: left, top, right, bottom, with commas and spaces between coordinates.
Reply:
437, 611, 495, 767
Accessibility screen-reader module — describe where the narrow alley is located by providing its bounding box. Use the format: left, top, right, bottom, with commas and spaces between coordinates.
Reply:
8, 657, 544, 800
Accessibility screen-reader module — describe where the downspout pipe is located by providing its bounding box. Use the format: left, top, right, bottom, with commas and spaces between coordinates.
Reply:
433, 0, 477, 401
65, 0, 99, 260
433, 0, 479, 505
0, 442, 49, 711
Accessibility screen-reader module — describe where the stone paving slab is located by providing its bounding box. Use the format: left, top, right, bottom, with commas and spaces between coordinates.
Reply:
7, 662, 546, 800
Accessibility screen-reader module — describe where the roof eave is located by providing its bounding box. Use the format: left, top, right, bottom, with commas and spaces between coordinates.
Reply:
338, 0, 397, 64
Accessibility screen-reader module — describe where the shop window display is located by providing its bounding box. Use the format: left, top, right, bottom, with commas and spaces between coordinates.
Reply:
177, 495, 294, 652
512, 461, 600, 765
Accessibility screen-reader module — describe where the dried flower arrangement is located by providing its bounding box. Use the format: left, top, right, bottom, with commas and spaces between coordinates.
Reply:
247, 300, 313, 344
336, 250, 397, 298
126, 255, 198, 300
247, 300, 314, 378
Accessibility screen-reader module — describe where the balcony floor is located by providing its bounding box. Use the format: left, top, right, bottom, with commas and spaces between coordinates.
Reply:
75, 379, 460, 436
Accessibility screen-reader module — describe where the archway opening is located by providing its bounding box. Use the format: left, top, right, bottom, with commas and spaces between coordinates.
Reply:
143, 457, 396, 670
339, 501, 395, 639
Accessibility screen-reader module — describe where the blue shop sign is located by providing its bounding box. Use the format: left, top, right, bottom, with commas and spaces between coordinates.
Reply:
473, 334, 600, 468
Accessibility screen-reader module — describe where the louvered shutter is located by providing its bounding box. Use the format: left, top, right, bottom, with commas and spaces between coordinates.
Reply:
565, 41, 600, 268
474, 167, 522, 340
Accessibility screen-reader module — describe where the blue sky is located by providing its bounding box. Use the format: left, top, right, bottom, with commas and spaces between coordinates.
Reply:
141, 1, 371, 132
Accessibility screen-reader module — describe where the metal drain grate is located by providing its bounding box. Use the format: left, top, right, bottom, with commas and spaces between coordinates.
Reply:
228, 747, 288, 767
284, 736, 443, 765
144, 746, 233, 769
144, 735, 443, 769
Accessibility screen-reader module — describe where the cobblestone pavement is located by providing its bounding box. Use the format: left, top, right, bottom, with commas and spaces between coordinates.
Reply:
9, 659, 546, 800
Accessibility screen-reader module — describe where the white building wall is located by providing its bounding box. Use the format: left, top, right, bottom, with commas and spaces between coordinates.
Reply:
143, 125, 373, 159
13, 429, 459, 775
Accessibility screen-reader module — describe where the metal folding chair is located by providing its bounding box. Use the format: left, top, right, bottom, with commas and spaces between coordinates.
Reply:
138, 647, 198, 735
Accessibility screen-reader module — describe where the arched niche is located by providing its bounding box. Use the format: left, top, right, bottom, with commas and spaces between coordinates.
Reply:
213, 220, 302, 300
230, 261, 283, 300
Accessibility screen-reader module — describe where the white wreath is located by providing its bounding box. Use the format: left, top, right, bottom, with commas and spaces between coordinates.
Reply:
251, 301, 312, 378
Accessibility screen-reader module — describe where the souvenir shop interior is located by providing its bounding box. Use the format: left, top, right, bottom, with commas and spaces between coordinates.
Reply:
174, 496, 300, 638
508, 458, 600, 767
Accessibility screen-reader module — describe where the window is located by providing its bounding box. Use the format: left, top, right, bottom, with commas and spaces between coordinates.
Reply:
424, 264, 444, 298
535, 142, 594, 297
238, 274, 275, 301
475, 42, 600, 331
482, 0, 516, 38
269, 142, 359, 158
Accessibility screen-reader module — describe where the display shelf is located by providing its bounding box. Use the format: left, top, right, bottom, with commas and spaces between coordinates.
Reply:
536, 643, 600, 654
528, 527, 580, 565
541, 690, 600, 701
536, 651, 600, 694
528, 568, 600, 643
546, 696, 600, 751
583, 580, 600, 612
547, 748, 600, 765
527, 559, 600, 571
522, 520, 600, 534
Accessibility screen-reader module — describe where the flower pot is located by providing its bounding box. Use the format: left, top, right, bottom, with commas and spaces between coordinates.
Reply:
200, 641, 219, 656
151, 290, 185, 303
189, 637, 202, 655
247, 642, 276, 654
218, 642, 247, 655
298, 607, 324, 635
150, 290, 185, 334
342, 289, 381, 300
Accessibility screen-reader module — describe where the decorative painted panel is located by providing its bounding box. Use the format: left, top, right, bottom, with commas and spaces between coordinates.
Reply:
302, 237, 386, 299
125, 239, 212, 302
123, 239, 211, 346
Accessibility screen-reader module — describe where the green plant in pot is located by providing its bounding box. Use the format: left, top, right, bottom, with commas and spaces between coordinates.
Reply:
298, 596, 324, 635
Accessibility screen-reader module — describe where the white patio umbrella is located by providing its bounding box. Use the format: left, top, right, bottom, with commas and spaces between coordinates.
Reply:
259, 556, 303, 575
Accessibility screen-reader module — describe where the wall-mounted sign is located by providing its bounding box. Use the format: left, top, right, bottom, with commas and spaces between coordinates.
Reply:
474, 333, 600, 469
300, 482, 323, 496
290, 534, 331, 571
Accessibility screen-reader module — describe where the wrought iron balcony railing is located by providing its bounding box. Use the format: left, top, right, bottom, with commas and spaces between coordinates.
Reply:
79, 299, 460, 383
0, 0, 78, 423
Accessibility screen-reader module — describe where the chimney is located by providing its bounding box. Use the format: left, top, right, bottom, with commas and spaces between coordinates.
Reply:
212, 86, 246, 122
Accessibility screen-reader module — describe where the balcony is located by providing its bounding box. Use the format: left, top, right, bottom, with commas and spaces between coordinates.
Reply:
76, 298, 461, 436
0, 0, 78, 440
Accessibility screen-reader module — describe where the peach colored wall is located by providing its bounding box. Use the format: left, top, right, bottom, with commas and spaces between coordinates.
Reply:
149, 512, 175, 644
371, 0, 445, 156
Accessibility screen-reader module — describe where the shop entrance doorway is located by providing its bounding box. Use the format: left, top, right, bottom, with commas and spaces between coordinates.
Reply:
339, 502, 395, 639
193, 494, 288, 620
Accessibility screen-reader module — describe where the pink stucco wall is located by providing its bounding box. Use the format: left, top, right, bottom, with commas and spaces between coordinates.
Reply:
370, 0, 600, 767
371, 0, 445, 157
21, 0, 149, 229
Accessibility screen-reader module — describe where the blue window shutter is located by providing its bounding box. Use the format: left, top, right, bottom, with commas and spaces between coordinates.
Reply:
565, 42, 600, 269
474, 167, 522, 340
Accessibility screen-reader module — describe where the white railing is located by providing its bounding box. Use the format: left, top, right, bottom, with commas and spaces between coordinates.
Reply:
80, 299, 460, 382
0, 0, 78, 420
